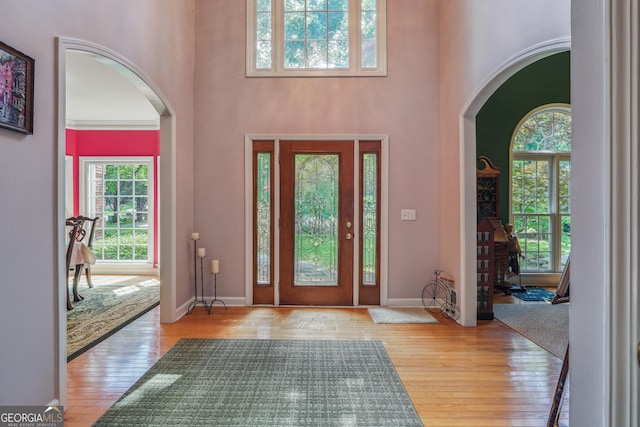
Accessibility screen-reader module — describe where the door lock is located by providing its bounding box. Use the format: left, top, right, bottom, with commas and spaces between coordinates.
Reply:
346, 221, 352, 228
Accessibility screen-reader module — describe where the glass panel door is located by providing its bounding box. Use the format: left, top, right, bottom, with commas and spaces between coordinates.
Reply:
359, 140, 380, 304
279, 141, 353, 305
253, 141, 275, 304
294, 154, 339, 285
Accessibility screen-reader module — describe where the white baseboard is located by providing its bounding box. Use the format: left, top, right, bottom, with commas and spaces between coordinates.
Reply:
385, 298, 424, 307
176, 296, 247, 319
90, 264, 159, 276
207, 297, 246, 308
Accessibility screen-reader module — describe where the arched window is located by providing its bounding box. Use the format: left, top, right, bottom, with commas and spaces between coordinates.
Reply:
511, 105, 571, 273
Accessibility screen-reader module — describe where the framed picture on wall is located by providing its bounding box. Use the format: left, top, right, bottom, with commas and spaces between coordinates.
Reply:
0, 41, 34, 134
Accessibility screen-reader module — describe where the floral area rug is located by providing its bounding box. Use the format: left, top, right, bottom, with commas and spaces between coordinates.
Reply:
67, 275, 160, 361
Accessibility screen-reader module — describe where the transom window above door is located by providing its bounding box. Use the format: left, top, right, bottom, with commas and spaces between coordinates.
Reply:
246, 0, 387, 77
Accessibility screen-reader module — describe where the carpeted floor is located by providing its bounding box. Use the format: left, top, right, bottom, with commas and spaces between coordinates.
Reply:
67, 275, 160, 361
493, 302, 569, 358
368, 307, 438, 324
93, 338, 423, 427
512, 286, 556, 302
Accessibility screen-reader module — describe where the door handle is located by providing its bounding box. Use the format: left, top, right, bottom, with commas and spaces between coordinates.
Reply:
345, 233, 352, 240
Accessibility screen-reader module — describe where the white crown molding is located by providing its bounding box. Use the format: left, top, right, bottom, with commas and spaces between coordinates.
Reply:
66, 119, 160, 130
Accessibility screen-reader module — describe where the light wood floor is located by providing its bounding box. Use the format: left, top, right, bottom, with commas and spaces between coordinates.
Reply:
65, 299, 569, 426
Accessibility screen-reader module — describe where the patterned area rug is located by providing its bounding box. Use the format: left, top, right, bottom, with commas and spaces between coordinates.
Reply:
512, 286, 556, 302
493, 303, 569, 358
368, 307, 438, 324
67, 276, 159, 361
93, 339, 423, 427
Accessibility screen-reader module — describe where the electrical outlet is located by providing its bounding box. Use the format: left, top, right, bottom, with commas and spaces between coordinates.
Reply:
401, 209, 416, 221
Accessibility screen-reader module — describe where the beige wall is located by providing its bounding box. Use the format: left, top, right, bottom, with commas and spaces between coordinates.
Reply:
0, 0, 195, 405
0, 0, 578, 412
438, 0, 570, 325
191, 0, 571, 322
193, 0, 443, 301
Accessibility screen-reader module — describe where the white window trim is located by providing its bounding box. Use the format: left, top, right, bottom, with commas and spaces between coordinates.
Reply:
509, 104, 571, 274
80, 156, 155, 273
246, 0, 387, 77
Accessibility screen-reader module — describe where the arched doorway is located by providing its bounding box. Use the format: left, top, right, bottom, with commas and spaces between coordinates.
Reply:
56, 38, 177, 406
458, 39, 571, 326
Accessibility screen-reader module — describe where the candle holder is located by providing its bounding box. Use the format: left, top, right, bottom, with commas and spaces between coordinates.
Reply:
209, 272, 227, 310
187, 237, 210, 314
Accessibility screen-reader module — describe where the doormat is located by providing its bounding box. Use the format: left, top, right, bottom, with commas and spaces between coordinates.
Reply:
93, 339, 423, 426
512, 286, 556, 302
368, 307, 438, 324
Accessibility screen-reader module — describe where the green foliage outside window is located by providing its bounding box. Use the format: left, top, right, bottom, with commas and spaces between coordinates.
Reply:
87, 162, 151, 263
284, 0, 349, 68
250, 0, 385, 75
512, 108, 571, 272
513, 110, 571, 152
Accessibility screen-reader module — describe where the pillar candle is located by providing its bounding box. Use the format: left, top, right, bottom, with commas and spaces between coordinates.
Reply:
211, 260, 220, 274
191, 232, 199, 240
197, 247, 206, 257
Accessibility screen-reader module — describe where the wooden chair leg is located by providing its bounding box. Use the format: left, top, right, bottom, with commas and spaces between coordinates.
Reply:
85, 265, 93, 288
72, 265, 84, 302
67, 282, 73, 310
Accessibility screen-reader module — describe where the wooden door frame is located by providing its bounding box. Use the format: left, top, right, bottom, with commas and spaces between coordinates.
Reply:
279, 140, 354, 305
244, 134, 389, 306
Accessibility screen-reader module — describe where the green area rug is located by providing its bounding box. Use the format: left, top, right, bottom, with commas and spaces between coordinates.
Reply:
93, 339, 423, 427
368, 307, 438, 324
67, 276, 160, 361
493, 302, 569, 358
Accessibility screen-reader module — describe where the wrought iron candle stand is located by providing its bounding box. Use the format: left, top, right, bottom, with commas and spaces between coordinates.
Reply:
209, 260, 227, 310
187, 236, 210, 314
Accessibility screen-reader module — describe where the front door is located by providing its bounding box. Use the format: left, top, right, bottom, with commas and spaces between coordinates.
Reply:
279, 141, 354, 305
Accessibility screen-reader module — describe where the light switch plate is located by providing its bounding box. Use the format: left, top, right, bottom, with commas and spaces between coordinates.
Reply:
401, 209, 416, 221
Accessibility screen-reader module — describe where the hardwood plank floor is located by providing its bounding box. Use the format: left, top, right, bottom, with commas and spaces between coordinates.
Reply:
65, 303, 569, 426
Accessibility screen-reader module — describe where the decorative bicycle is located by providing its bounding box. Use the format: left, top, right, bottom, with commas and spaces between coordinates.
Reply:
422, 269, 459, 320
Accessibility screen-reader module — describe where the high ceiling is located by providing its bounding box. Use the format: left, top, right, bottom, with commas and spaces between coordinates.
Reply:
65, 51, 160, 129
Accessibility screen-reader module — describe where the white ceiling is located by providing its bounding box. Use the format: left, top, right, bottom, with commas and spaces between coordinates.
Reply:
66, 51, 160, 129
